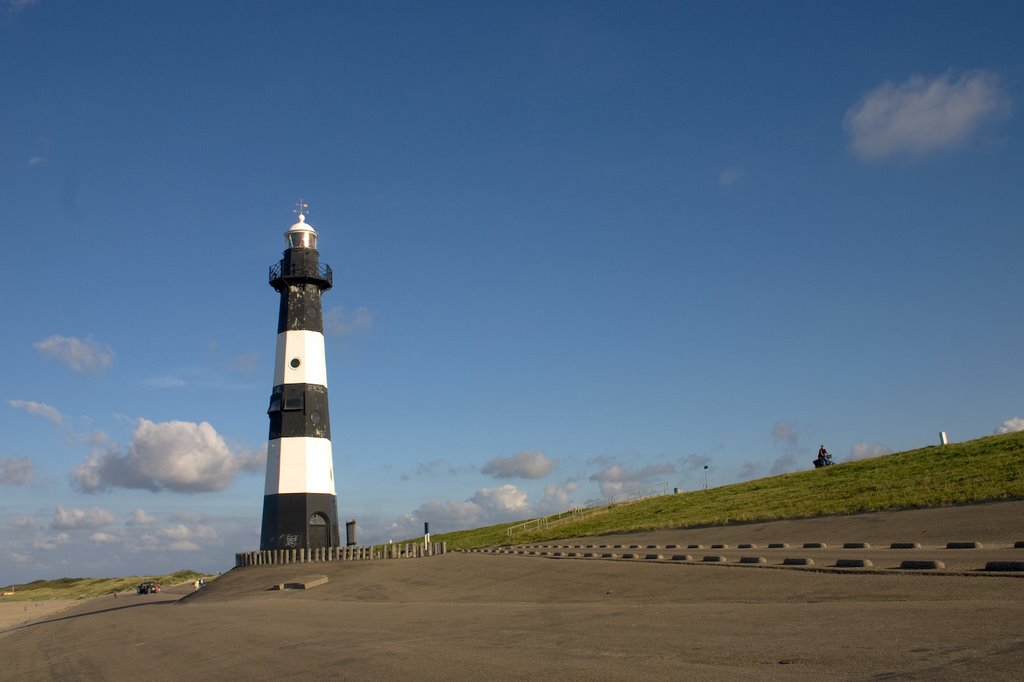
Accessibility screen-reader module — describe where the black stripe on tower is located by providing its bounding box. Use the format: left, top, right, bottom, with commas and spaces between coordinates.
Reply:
261, 494, 340, 551
267, 383, 331, 440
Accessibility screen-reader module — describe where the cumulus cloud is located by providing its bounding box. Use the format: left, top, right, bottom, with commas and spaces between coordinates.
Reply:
849, 442, 894, 460
6, 551, 31, 563
90, 532, 120, 544
386, 484, 532, 538
126, 508, 156, 526
994, 417, 1024, 434
51, 505, 114, 530
589, 463, 675, 498
10, 514, 36, 529
28, 155, 46, 166
324, 307, 373, 337
34, 335, 114, 375
537, 480, 579, 513
71, 418, 261, 493
155, 523, 220, 552
8, 399, 63, 427
844, 70, 1007, 160
0, 457, 33, 486
33, 532, 70, 550
482, 451, 557, 479
772, 421, 800, 450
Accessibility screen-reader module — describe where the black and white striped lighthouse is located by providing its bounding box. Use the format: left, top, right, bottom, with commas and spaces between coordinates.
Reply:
260, 205, 340, 551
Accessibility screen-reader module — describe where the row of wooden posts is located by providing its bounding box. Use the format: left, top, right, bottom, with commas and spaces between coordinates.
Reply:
236, 541, 447, 567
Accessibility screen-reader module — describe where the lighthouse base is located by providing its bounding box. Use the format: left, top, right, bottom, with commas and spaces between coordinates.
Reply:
260, 492, 341, 551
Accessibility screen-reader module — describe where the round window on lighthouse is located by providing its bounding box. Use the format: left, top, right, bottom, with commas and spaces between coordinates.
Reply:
290, 358, 301, 369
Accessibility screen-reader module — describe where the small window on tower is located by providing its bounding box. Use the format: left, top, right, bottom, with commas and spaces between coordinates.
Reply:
290, 358, 301, 368
282, 395, 304, 411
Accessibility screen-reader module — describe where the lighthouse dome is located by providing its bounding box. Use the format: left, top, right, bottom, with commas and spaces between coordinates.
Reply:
284, 213, 318, 249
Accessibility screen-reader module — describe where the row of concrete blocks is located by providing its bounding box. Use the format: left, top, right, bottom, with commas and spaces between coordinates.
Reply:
510, 540, 1024, 550
235, 541, 448, 568
473, 548, 1024, 572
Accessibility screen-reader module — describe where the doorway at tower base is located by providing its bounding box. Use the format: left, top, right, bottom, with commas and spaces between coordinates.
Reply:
260, 492, 341, 551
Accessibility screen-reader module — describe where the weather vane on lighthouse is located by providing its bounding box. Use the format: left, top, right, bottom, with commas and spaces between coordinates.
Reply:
260, 201, 340, 551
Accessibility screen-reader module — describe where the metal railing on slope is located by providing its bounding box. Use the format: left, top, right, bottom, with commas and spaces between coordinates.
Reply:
505, 481, 671, 537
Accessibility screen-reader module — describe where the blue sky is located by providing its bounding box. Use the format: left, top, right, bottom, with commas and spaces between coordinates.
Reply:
2, 0, 1022, 583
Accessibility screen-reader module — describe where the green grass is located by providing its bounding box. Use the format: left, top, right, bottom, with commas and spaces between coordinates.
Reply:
435, 431, 1024, 550
0, 570, 207, 602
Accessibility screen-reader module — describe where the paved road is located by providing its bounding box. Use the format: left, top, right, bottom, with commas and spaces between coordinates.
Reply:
2, 503, 1022, 680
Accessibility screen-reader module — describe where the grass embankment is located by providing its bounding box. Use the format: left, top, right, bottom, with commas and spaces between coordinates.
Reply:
436, 431, 1024, 550
0, 570, 205, 602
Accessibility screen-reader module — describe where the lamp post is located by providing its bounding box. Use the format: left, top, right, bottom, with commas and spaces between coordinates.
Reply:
703, 465, 709, 491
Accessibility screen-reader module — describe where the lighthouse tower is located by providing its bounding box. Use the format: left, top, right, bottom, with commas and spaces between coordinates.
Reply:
260, 205, 340, 551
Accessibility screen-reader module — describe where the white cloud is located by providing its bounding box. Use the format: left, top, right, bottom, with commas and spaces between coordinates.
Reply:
844, 70, 1007, 160
71, 418, 261, 493
167, 540, 201, 552
470, 484, 530, 514
51, 505, 114, 530
28, 155, 46, 166
849, 442, 894, 460
537, 480, 579, 513
994, 417, 1024, 434
324, 307, 373, 337
10, 514, 36, 529
126, 508, 156, 526
8, 399, 63, 427
386, 484, 532, 538
6, 551, 32, 563
33, 532, 70, 550
0, 457, 33, 486
34, 335, 114, 375
588, 463, 675, 498
90, 532, 120, 544
482, 450, 557, 479
772, 421, 799, 449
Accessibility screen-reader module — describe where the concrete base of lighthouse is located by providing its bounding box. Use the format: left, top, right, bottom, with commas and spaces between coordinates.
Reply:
260, 493, 341, 551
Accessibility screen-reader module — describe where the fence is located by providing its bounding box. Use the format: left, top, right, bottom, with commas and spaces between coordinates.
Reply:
235, 541, 447, 568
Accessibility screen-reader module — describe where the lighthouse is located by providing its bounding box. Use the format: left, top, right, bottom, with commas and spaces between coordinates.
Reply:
260, 205, 340, 551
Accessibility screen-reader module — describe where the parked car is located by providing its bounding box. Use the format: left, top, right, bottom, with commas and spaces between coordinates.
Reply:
137, 581, 161, 594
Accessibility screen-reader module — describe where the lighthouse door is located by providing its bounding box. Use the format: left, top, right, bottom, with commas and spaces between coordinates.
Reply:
308, 513, 330, 548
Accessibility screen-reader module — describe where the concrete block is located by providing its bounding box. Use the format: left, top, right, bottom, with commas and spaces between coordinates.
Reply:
687, 544, 703, 549
842, 543, 871, 549
710, 544, 729, 549
702, 555, 727, 562
836, 559, 873, 568
583, 552, 596, 558
644, 554, 664, 560
767, 543, 788, 549
803, 543, 827, 549
665, 544, 680, 549
628, 544, 642, 549
890, 542, 921, 549
739, 556, 767, 564
670, 554, 693, 561
900, 560, 945, 570
283, 575, 329, 590
782, 557, 814, 566
946, 541, 982, 549
984, 561, 1024, 571
646, 544, 660, 549
738, 544, 756, 549
602, 553, 617, 559
621, 553, 639, 559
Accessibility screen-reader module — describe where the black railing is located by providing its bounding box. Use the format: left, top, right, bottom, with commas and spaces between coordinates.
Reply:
268, 261, 333, 287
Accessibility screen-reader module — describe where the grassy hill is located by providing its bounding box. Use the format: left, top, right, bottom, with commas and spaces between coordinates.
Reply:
436, 431, 1024, 550
0, 570, 205, 602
